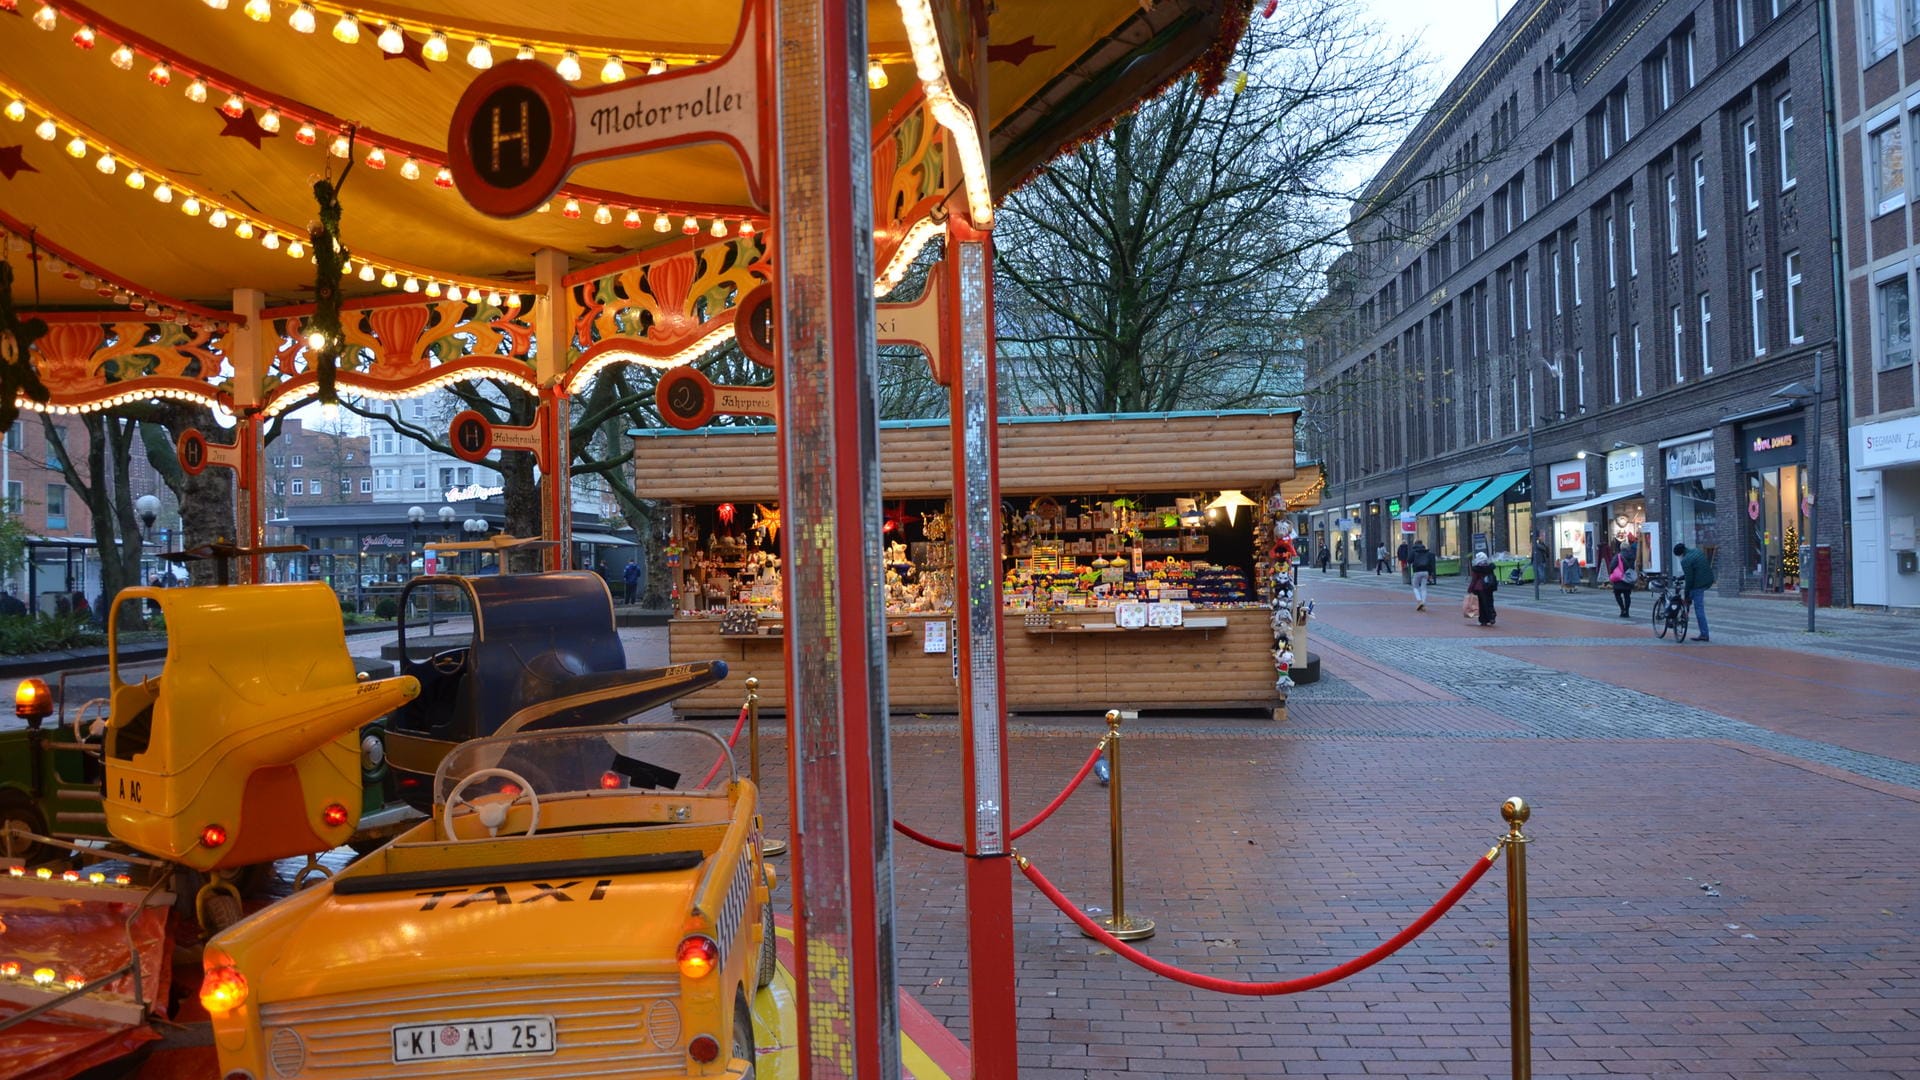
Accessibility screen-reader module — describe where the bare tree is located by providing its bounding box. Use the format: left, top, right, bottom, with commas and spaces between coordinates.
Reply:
993, 0, 1432, 416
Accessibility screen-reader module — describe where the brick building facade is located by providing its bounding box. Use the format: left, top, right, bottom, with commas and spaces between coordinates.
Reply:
1306, 0, 1847, 600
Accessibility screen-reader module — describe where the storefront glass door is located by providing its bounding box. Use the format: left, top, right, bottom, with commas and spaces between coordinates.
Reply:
1746, 465, 1804, 592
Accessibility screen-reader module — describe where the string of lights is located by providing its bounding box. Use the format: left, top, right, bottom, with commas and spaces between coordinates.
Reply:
0, 214, 242, 328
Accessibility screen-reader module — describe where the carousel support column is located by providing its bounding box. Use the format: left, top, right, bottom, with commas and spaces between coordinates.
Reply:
228, 288, 269, 582
945, 222, 1018, 1079
772, 0, 900, 1076
532, 248, 572, 570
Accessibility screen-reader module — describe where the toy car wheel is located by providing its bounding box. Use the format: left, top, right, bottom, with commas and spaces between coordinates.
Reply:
733, 992, 756, 1080
756, 903, 776, 989
202, 891, 244, 932
0, 791, 49, 864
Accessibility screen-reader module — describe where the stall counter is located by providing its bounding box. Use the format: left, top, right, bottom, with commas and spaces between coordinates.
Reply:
668, 606, 1294, 718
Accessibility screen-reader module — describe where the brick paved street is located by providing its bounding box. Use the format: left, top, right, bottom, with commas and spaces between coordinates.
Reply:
650, 578, 1920, 1078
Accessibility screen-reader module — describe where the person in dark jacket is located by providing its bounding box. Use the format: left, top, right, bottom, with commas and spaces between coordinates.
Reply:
1467, 552, 1499, 626
1408, 541, 1436, 610
1675, 542, 1715, 641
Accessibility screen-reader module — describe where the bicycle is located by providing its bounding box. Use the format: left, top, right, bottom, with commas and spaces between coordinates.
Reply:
1647, 573, 1689, 642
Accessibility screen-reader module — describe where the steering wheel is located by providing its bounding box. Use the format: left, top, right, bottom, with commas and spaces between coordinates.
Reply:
442, 767, 541, 840
428, 647, 468, 674
72, 697, 108, 743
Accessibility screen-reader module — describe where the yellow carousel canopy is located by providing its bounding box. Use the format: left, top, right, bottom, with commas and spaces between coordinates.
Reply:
0, 0, 1246, 315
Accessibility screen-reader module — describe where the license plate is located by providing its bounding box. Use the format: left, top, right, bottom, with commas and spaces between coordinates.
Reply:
392, 1017, 557, 1062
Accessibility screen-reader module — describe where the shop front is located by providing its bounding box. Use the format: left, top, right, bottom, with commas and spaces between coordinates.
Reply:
1852, 413, 1920, 607
1601, 446, 1648, 569
630, 410, 1303, 715
1413, 469, 1532, 575
1543, 458, 1596, 572
1740, 418, 1808, 593
1661, 432, 1717, 576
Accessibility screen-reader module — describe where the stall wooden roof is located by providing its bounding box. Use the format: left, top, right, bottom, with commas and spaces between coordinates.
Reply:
630, 409, 1298, 502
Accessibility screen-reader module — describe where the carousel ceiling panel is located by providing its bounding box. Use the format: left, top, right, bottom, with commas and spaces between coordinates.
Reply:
0, 1, 1237, 316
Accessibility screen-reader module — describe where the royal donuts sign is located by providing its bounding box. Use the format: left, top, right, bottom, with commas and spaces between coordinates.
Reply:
447, 0, 768, 217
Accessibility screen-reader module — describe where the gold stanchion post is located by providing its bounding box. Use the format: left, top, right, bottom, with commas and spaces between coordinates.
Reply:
1082, 709, 1152, 941
748, 677, 787, 857
1502, 796, 1531, 1080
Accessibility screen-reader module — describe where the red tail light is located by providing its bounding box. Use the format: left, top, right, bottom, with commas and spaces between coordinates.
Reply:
688, 1034, 720, 1063
199, 965, 248, 1013
677, 935, 719, 979
500, 783, 521, 797
599, 771, 622, 790
200, 824, 228, 848
321, 803, 349, 827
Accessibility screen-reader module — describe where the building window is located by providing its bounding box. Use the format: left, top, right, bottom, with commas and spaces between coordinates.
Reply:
1622, 90, 1633, 142
1750, 268, 1768, 356
1735, 0, 1748, 46
291, 454, 303, 468
46, 484, 66, 529
1699, 293, 1714, 373
1632, 324, 1644, 397
439, 467, 455, 490
360, 477, 373, 493
1523, 267, 1533, 329
1868, 0, 1898, 59
1572, 237, 1583, 305
1742, 119, 1760, 210
1672, 304, 1686, 384
1872, 119, 1906, 215
1877, 274, 1912, 368
1684, 29, 1697, 87
1777, 94, 1796, 190
1507, 275, 1518, 338
1552, 245, 1563, 314
1784, 251, 1804, 343
1556, 355, 1568, 413
458, 467, 473, 485
4, 481, 20, 514
340, 477, 351, 493
1666, 173, 1680, 253
410, 466, 427, 490
1660, 52, 1673, 111
1605, 216, 1618, 287
1576, 349, 1587, 408
4, 426, 22, 452
1627, 204, 1639, 277
292, 478, 305, 495
270, 455, 283, 468
1692, 155, 1708, 238
1610, 333, 1622, 402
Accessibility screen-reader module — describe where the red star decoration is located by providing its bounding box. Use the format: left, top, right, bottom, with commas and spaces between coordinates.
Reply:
0, 145, 35, 181
216, 107, 277, 151
587, 243, 635, 254
379, 30, 430, 71
989, 36, 1054, 66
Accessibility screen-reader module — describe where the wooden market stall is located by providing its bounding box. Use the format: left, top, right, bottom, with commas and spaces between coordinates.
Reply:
635, 409, 1307, 716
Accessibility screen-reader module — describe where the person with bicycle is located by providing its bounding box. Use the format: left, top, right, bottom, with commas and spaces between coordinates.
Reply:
1674, 542, 1715, 642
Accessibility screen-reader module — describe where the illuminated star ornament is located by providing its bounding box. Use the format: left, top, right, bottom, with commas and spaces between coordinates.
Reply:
0, 261, 52, 436
753, 504, 780, 545
0, 145, 35, 181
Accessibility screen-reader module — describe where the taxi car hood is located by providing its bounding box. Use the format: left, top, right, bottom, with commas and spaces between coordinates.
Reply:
216, 850, 709, 997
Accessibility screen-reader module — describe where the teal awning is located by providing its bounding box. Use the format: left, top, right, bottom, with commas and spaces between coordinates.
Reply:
1453, 469, 1531, 513
1423, 478, 1491, 516
1403, 484, 1459, 515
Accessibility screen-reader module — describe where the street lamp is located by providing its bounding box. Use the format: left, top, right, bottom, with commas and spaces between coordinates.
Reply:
135, 494, 161, 589
406, 505, 425, 579
1770, 359, 1822, 633
464, 517, 488, 574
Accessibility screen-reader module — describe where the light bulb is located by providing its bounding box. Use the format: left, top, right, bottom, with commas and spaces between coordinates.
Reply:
710, 219, 728, 237
446, 284, 464, 301
425, 281, 442, 297
682, 216, 698, 235
398, 157, 420, 179
515, 44, 535, 60
3, 100, 24, 122
402, 276, 419, 293
287, 239, 305, 258
180, 196, 201, 216
242, 0, 270, 22
422, 30, 448, 62
376, 22, 403, 54
258, 108, 280, 132
739, 219, 755, 236
289, 3, 315, 33
381, 270, 399, 288
124, 168, 145, 190
358, 263, 376, 281
592, 203, 613, 224
331, 13, 359, 43
203, 0, 228, 8
185, 78, 208, 103
94, 152, 116, 175
653, 213, 671, 232
152, 182, 172, 203
64, 136, 87, 158
261, 231, 279, 250
623, 209, 642, 228
71, 25, 95, 49
110, 43, 134, 70
466, 39, 492, 69
365, 146, 386, 169
234, 220, 253, 239
32, 4, 56, 31
867, 60, 887, 89
328, 133, 350, 158
648, 57, 667, 75
600, 55, 625, 83
307, 329, 327, 350
535, 201, 550, 213
294, 122, 316, 145
561, 198, 581, 219
555, 50, 581, 81
147, 61, 171, 86
433, 166, 452, 188
220, 93, 246, 118
487, 291, 503, 305
208, 208, 228, 228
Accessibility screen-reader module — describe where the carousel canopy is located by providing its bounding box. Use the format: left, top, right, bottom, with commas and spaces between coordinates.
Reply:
0, 0, 1244, 315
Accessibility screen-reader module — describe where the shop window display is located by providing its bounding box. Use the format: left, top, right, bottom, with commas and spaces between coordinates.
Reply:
1746, 465, 1803, 591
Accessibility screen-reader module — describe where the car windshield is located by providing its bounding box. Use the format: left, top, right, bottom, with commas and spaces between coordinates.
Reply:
433, 726, 738, 806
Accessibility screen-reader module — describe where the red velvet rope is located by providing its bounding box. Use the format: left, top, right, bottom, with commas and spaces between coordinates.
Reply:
890, 738, 1108, 852
1019, 851, 1499, 996
699, 704, 752, 788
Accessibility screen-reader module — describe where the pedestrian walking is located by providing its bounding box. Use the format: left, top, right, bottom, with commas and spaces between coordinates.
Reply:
1396, 540, 1411, 584
1558, 551, 1580, 593
1608, 549, 1635, 617
1317, 544, 1331, 574
1531, 533, 1550, 585
622, 559, 641, 605
1675, 542, 1716, 641
1374, 542, 1388, 575
1467, 552, 1498, 626
1408, 540, 1435, 611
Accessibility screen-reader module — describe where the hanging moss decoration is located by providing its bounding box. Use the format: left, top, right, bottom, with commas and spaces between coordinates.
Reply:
307, 129, 356, 405
0, 261, 50, 436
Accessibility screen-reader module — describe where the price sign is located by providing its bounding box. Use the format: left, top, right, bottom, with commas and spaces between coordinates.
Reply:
447, 410, 545, 467
655, 366, 777, 430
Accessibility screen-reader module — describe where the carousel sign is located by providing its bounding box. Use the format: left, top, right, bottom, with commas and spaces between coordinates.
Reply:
446, 0, 768, 217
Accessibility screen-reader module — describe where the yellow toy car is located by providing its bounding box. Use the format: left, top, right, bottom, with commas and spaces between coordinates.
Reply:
201, 724, 776, 1079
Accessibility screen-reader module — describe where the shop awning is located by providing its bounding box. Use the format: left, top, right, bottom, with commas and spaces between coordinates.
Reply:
1422, 478, 1491, 516
1453, 470, 1531, 513
1539, 486, 1644, 518
1403, 485, 1460, 516
572, 532, 638, 546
